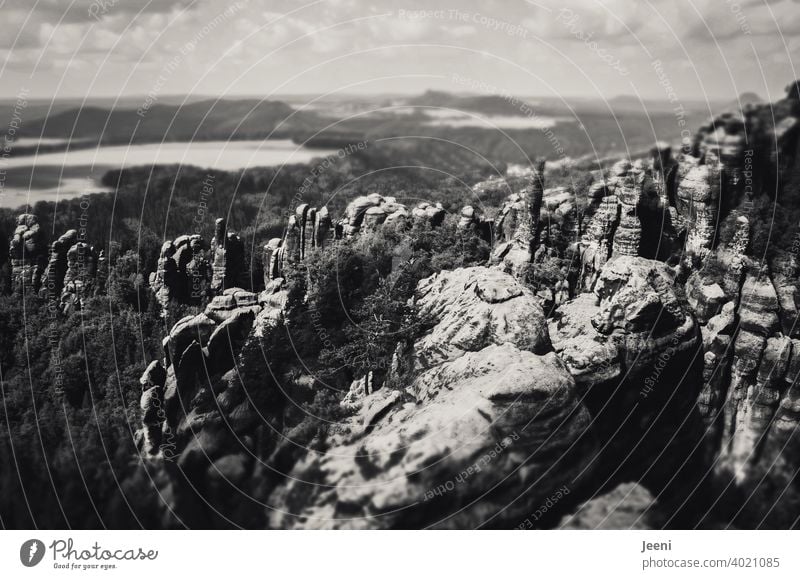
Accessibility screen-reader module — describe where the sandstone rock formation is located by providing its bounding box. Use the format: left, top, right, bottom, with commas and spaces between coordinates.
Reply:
60, 241, 98, 313
114, 78, 800, 527
261, 204, 332, 285
338, 194, 411, 237
7, 217, 107, 313
491, 160, 547, 277
651, 142, 678, 207
139, 360, 167, 458
150, 241, 179, 316
41, 229, 77, 305
457, 205, 493, 245
148, 234, 212, 315
579, 172, 621, 290
269, 266, 595, 528
558, 482, 656, 530
550, 255, 706, 501
611, 170, 642, 258
411, 201, 445, 227
9, 214, 45, 295
94, 249, 108, 296
137, 285, 273, 459
210, 218, 245, 293
184, 236, 211, 305
677, 154, 722, 257
262, 237, 283, 284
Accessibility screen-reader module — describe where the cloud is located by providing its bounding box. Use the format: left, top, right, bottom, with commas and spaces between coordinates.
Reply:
3, 0, 192, 24
0, 0, 796, 99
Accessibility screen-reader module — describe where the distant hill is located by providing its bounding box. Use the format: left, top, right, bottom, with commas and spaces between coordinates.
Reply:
7, 89, 713, 164
722, 91, 764, 113
606, 95, 729, 115
405, 90, 541, 116
19, 99, 322, 145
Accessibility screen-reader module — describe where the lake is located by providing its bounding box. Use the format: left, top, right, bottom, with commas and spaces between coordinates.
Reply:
0, 139, 338, 208
421, 109, 568, 129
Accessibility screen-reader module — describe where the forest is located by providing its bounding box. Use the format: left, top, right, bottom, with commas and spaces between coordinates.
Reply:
3, 124, 800, 528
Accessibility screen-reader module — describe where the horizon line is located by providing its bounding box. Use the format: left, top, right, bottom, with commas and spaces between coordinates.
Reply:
0, 90, 753, 104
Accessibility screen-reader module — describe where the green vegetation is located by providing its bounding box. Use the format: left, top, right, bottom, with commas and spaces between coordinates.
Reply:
0, 157, 492, 527
0, 286, 164, 527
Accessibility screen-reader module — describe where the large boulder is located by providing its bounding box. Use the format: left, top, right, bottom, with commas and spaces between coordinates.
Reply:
269, 266, 595, 529
411, 266, 551, 367
550, 256, 705, 502
557, 482, 656, 530
340, 195, 410, 236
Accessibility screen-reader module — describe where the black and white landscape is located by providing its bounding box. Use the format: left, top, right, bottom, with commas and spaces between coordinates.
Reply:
1, 0, 800, 530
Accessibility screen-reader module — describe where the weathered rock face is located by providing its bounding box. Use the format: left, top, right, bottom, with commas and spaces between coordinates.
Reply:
686, 273, 727, 324
688, 235, 800, 484
338, 195, 410, 237
281, 214, 302, 271
41, 229, 77, 305
137, 285, 270, 459
553, 257, 699, 385
184, 236, 211, 305
123, 79, 800, 527
695, 116, 748, 204
262, 238, 283, 284
579, 188, 620, 291
651, 142, 679, 207
61, 242, 98, 314
262, 204, 332, 284
611, 171, 642, 258
411, 202, 445, 228
698, 301, 735, 421
529, 160, 546, 247
290, 202, 330, 265
771, 345, 800, 443
362, 206, 386, 231
550, 256, 706, 502
537, 186, 580, 252
134, 254, 299, 527
139, 360, 167, 458
411, 266, 551, 361
457, 205, 493, 244
557, 482, 656, 530
704, 86, 800, 205
147, 233, 219, 314
689, 86, 800, 487
210, 218, 245, 293
149, 241, 179, 317
491, 161, 547, 277
769, 250, 800, 337
676, 155, 721, 257
8, 216, 107, 312
493, 194, 523, 245
576, 160, 662, 289
722, 334, 791, 478
703, 266, 798, 480
9, 213, 45, 295
269, 266, 595, 529
313, 206, 332, 248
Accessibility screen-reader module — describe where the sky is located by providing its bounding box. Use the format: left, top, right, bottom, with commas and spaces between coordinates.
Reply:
0, 0, 798, 103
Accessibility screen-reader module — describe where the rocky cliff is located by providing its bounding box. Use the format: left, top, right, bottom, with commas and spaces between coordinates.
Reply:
116, 80, 800, 527
271, 267, 595, 528
8, 79, 800, 528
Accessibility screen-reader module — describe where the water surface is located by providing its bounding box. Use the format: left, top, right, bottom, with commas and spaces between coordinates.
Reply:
0, 139, 338, 208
